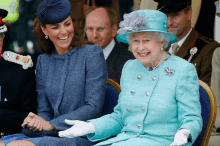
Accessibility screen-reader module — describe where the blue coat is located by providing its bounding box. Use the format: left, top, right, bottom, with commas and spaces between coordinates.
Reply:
36, 45, 107, 145
88, 55, 202, 146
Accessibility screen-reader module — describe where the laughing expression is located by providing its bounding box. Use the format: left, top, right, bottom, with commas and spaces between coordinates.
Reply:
131, 32, 163, 65
41, 16, 74, 54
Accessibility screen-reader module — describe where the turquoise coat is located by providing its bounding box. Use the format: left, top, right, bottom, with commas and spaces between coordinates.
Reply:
88, 55, 202, 146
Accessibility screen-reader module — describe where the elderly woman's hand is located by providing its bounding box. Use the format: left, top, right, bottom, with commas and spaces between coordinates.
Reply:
170, 129, 190, 146
58, 120, 95, 138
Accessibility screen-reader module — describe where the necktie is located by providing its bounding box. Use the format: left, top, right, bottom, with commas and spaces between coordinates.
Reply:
172, 43, 179, 55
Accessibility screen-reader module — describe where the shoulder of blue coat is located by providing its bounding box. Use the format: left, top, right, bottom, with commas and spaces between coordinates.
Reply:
36, 53, 50, 63
81, 44, 103, 53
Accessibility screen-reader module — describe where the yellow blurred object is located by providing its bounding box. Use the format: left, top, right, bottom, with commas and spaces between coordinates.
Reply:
0, 0, 19, 23
22, 57, 29, 63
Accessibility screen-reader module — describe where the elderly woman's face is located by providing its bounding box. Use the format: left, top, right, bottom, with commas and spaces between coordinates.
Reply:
41, 16, 74, 53
131, 32, 162, 64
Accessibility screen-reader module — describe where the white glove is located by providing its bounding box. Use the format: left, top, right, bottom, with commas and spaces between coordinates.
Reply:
170, 129, 190, 146
58, 119, 95, 138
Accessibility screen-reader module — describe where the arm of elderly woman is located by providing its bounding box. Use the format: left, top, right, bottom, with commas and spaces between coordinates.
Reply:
59, 60, 130, 140
174, 63, 202, 144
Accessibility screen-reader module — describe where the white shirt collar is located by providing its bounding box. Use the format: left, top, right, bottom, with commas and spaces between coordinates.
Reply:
103, 39, 115, 60
169, 28, 192, 54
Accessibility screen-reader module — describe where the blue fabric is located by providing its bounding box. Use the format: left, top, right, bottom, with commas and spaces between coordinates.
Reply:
102, 84, 119, 115
36, 44, 107, 145
3, 134, 42, 145
2, 45, 107, 146
37, 0, 71, 24
192, 86, 210, 145
88, 55, 202, 146
22, 128, 58, 137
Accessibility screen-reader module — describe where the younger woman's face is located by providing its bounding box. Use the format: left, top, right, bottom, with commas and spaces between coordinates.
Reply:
131, 32, 163, 64
41, 16, 74, 54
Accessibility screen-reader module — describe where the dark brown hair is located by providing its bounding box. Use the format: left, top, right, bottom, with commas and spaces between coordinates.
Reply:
86, 7, 118, 27
37, 17, 88, 54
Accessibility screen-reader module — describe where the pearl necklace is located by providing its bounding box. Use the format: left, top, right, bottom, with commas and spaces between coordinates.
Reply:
144, 52, 169, 71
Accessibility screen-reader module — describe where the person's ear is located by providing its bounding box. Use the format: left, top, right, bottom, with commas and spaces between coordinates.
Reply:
40, 26, 48, 36
111, 24, 118, 38
187, 7, 192, 22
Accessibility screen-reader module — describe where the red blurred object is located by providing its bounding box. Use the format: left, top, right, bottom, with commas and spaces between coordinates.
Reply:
0, 52, 3, 59
0, 17, 2, 24
109, 78, 117, 83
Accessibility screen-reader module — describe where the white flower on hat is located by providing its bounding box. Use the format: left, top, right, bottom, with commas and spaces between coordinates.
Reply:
117, 12, 148, 35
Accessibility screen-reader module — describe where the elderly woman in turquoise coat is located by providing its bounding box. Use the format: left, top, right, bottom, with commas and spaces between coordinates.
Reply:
59, 9, 202, 146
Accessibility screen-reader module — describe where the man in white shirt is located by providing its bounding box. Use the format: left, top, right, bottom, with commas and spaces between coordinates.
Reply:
85, 7, 134, 84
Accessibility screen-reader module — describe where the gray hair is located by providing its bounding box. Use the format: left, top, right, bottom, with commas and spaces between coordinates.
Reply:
126, 31, 170, 48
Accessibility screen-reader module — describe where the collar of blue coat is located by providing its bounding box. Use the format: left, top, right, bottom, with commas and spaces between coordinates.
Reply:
51, 47, 78, 59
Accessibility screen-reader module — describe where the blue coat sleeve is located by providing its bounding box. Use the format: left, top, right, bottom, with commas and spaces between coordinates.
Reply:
176, 63, 202, 144
36, 55, 54, 121
49, 45, 107, 130
87, 60, 131, 141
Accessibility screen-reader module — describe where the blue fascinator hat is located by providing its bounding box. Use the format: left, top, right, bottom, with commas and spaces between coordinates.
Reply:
37, 0, 71, 24
116, 9, 178, 44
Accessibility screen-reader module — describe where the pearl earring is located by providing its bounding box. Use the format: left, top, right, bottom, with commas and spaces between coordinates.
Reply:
45, 35, 48, 39
161, 47, 163, 51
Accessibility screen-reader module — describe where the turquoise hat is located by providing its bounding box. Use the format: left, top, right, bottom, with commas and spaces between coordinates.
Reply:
116, 9, 178, 44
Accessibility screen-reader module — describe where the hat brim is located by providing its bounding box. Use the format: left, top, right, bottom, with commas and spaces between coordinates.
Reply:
158, 4, 188, 14
0, 9, 8, 18
116, 29, 178, 44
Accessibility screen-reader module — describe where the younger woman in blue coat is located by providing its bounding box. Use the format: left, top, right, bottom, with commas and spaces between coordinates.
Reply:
0, 0, 107, 146
59, 9, 202, 146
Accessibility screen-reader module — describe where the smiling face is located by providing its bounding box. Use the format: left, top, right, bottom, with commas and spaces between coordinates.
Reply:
131, 32, 163, 65
85, 8, 117, 49
166, 8, 192, 41
41, 16, 74, 54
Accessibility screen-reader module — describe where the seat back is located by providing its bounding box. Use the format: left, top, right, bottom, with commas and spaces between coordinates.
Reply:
102, 78, 121, 116
193, 80, 217, 146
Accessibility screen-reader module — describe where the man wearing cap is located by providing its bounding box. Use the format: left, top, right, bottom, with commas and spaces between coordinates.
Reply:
154, 0, 220, 86
85, 7, 134, 84
0, 8, 37, 136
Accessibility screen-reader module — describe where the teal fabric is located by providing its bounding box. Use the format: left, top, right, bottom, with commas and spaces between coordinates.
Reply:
88, 54, 202, 146
116, 9, 178, 44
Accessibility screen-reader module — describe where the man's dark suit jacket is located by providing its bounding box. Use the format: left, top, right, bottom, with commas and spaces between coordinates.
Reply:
106, 41, 134, 84
0, 58, 37, 135
165, 28, 220, 85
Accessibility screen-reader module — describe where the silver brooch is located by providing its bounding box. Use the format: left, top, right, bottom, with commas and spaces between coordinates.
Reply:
165, 67, 175, 76
188, 47, 198, 62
